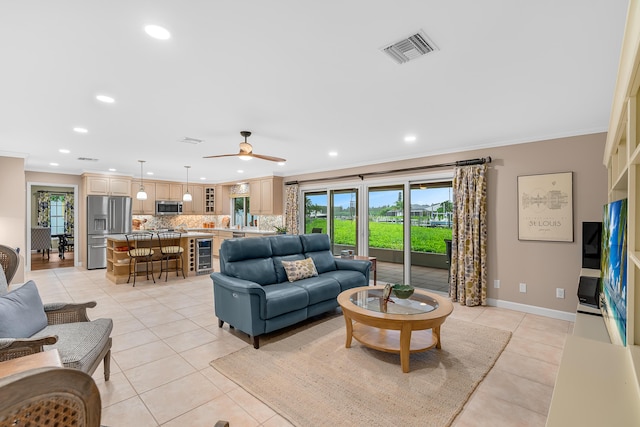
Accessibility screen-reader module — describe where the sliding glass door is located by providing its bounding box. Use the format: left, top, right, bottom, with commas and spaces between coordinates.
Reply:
409, 182, 453, 292
331, 189, 358, 256
302, 181, 452, 291
368, 185, 404, 284
303, 192, 327, 233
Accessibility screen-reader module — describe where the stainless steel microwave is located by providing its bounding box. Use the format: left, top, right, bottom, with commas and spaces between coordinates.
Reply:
155, 200, 183, 215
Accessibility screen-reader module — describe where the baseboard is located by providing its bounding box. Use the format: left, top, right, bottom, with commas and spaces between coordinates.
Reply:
486, 298, 576, 322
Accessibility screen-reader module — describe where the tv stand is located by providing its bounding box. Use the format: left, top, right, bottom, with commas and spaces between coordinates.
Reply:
546, 270, 640, 426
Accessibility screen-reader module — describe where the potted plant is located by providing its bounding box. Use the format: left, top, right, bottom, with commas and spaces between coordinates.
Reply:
274, 225, 288, 235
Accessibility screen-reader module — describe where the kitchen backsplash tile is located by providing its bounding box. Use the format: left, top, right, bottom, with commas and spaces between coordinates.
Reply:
132, 214, 283, 232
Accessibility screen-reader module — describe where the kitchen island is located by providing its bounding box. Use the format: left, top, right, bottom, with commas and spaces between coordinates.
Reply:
106, 229, 275, 284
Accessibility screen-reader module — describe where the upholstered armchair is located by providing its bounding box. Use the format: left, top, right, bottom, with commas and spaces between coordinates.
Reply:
0, 280, 113, 381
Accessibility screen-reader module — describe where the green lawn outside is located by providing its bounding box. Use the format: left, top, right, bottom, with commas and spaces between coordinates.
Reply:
305, 218, 452, 254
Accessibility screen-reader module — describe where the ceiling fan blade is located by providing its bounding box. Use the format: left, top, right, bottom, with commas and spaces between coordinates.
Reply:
203, 153, 239, 159
253, 153, 286, 162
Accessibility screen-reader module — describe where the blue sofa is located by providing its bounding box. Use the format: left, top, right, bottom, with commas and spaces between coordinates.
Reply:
211, 233, 371, 348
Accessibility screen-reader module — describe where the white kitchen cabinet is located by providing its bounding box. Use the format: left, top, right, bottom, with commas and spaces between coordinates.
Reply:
249, 177, 283, 215
155, 183, 184, 201
84, 175, 132, 196
131, 182, 156, 214
183, 185, 204, 214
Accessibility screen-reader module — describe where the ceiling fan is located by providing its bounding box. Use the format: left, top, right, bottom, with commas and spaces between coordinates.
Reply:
203, 131, 286, 163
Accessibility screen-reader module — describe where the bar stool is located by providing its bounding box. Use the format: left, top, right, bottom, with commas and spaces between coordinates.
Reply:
124, 232, 155, 286
157, 231, 185, 281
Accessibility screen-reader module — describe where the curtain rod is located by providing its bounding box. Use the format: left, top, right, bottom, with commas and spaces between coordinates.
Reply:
285, 156, 492, 186
36, 191, 73, 194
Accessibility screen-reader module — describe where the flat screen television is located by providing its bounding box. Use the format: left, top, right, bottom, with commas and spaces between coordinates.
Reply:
601, 199, 627, 346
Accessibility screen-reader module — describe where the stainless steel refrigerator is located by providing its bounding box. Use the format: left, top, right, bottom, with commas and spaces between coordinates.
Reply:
87, 195, 132, 269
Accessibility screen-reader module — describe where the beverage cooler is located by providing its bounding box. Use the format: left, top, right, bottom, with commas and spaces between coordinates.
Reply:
196, 238, 213, 274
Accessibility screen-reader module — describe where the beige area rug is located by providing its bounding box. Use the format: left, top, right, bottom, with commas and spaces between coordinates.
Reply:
211, 313, 511, 427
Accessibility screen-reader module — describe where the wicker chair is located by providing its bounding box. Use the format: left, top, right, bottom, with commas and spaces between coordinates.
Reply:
157, 232, 185, 281
0, 367, 101, 427
0, 245, 19, 285
125, 232, 155, 286
0, 298, 113, 381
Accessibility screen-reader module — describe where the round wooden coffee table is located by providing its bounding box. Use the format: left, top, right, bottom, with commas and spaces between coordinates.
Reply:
337, 286, 453, 373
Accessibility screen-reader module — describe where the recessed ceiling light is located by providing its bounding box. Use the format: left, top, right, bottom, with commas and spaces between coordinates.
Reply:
329, 151, 338, 157
96, 95, 115, 103
199, 177, 206, 180
146, 171, 154, 176
277, 162, 286, 166
237, 170, 244, 173
49, 162, 59, 166
145, 25, 171, 40
108, 168, 116, 172
404, 135, 417, 143
73, 127, 88, 133
59, 149, 70, 154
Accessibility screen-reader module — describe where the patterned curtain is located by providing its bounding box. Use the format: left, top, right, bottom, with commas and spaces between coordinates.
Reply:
64, 193, 74, 235
285, 184, 299, 234
450, 164, 488, 306
37, 192, 51, 227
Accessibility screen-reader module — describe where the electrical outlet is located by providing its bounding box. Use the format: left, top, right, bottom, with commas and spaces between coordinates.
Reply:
519, 283, 527, 293
556, 288, 565, 298
494, 279, 500, 288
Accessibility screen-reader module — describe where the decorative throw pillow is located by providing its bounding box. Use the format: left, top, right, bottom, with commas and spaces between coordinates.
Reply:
281, 258, 318, 282
0, 280, 48, 338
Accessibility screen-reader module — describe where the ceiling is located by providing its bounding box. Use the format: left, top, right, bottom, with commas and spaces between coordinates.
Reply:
0, 1, 629, 184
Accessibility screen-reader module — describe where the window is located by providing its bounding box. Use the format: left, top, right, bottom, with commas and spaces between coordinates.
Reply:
304, 192, 328, 233
50, 194, 65, 235
409, 182, 453, 254
232, 197, 255, 227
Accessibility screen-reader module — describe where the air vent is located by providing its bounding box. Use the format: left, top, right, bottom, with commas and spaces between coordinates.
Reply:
382, 31, 438, 65
77, 157, 99, 161
179, 137, 204, 145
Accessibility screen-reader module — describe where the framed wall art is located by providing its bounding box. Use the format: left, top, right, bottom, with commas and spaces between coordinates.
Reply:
517, 172, 573, 242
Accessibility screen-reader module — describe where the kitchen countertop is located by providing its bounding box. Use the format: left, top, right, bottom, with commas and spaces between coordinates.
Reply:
106, 229, 275, 241
186, 228, 276, 235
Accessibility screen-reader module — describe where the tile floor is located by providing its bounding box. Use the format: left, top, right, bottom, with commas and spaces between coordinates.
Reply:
23, 263, 570, 426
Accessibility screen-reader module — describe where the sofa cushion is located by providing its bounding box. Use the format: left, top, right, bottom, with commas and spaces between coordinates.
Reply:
262, 283, 309, 319
291, 276, 342, 305
0, 281, 48, 338
300, 234, 331, 252
273, 254, 305, 283
305, 250, 337, 274
282, 258, 318, 282
321, 270, 369, 292
222, 238, 272, 262
224, 258, 277, 286
35, 318, 113, 373
270, 235, 303, 256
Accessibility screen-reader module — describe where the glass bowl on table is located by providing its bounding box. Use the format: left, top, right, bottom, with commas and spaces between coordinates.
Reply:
392, 284, 415, 299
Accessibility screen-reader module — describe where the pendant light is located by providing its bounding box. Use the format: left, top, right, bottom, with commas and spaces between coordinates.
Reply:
136, 160, 148, 200
183, 165, 192, 202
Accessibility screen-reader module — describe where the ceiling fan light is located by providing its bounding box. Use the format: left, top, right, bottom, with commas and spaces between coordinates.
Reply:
239, 155, 252, 161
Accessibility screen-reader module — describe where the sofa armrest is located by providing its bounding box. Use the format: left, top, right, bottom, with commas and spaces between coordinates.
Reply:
0, 336, 58, 361
211, 272, 267, 336
335, 259, 371, 278
44, 302, 97, 324
211, 273, 266, 298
